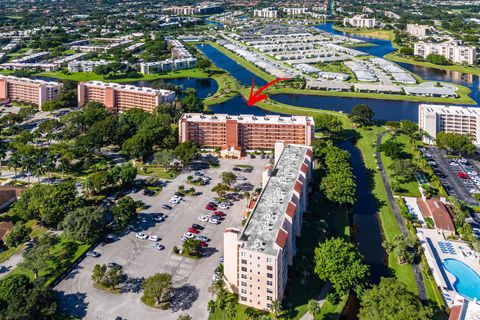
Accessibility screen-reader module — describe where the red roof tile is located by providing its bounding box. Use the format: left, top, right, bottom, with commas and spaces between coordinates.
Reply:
448, 305, 462, 320
306, 148, 313, 158
417, 198, 455, 233
275, 229, 288, 249
300, 163, 308, 174
293, 180, 303, 194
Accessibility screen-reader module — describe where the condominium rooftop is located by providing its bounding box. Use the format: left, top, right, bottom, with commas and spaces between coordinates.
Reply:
0, 75, 61, 87
181, 113, 313, 125
239, 144, 308, 255
83, 81, 173, 95
420, 104, 480, 116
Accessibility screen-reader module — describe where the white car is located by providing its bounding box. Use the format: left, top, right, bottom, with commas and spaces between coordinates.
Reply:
236, 176, 247, 181
149, 235, 159, 242
170, 198, 180, 204
468, 171, 478, 176
208, 218, 219, 224
153, 243, 165, 250
183, 232, 195, 239
198, 215, 209, 222
218, 203, 229, 210
136, 232, 148, 239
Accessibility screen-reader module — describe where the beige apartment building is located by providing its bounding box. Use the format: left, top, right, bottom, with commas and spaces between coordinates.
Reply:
224, 141, 313, 310
254, 8, 278, 18
418, 104, 480, 145
343, 15, 376, 28
77, 81, 175, 113
0, 75, 63, 108
414, 41, 477, 65
406, 24, 432, 39
178, 113, 315, 157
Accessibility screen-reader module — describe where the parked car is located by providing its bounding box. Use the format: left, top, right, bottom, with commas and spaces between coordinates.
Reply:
214, 211, 226, 217
195, 171, 203, 176
187, 227, 200, 234
198, 215, 209, 222
162, 204, 172, 210
86, 251, 100, 257
170, 198, 180, 204
183, 232, 195, 239
136, 232, 148, 239
236, 176, 247, 181
199, 241, 209, 248
192, 224, 204, 230
233, 167, 242, 172
196, 235, 209, 242
220, 256, 224, 263
205, 204, 216, 211
208, 217, 219, 224
149, 235, 160, 242
152, 215, 165, 222
218, 203, 229, 210
457, 172, 469, 179
107, 262, 122, 269
212, 214, 224, 220
153, 243, 165, 251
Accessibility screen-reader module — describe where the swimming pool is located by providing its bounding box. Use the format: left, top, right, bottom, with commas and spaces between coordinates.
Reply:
443, 258, 480, 301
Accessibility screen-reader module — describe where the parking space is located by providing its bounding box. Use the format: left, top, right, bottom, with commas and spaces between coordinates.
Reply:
55, 156, 269, 320
422, 147, 479, 205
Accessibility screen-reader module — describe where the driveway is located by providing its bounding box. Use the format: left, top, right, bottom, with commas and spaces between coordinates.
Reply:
54, 157, 268, 320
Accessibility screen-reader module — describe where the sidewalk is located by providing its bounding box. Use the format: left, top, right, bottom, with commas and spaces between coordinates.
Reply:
299, 282, 332, 320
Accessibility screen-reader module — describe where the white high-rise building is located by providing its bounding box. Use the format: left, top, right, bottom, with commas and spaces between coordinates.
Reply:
254, 8, 278, 19
414, 41, 477, 65
418, 104, 480, 145
406, 24, 432, 39
343, 15, 376, 28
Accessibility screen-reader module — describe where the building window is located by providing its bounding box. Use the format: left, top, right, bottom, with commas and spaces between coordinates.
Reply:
267, 296, 273, 301
242, 259, 247, 264
267, 265, 273, 271
241, 274, 247, 279
267, 273, 273, 278
267, 288, 273, 293
241, 289, 247, 294
267, 303, 272, 308
241, 267, 247, 272
267, 281, 273, 286
241, 297, 247, 301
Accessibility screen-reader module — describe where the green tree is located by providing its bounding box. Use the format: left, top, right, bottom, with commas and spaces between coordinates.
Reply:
92, 264, 107, 286
196, 57, 212, 70
320, 172, 356, 205
61, 206, 106, 244
5, 223, 31, 248
19, 235, 56, 278
174, 141, 198, 167
380, 139, 404, 159
389, 159, 417, 182
152, 149, 175, 171
399, 47, 414, 55
177, 314, 192, 320
307, 299, 320, 317
212, 183, 230, 199
382, 235, 419, 264
399, 120, 419, 138
0, 274, 31, 302
426, 53, 450, 65
183, 238, 201, 257
142, 273, 173, 304
208, 299, 216, 314
220, 171, 237, 187
314, 114, 343, 136
314, 238, 370, 296
436, 131, 476, 155
348, 104, 374, 127
358, 277, 431, 320
111, 196, 139, 229
270, 300, 283, 319
225, 301, 237, 319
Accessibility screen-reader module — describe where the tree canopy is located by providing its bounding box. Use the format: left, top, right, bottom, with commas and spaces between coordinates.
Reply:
436, 132, 476, 155
348, 104, 374, 127
62, 206, 106, 244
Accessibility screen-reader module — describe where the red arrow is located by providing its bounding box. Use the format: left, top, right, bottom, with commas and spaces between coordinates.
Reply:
247, 77, 290, 106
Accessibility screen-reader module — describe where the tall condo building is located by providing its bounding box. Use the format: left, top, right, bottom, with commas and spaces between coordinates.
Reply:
418, 104, 480, 145
77, 81, 175, 113
0, 75, 63, 109
178, 113, 315, 157
343, 15, 376, 28
414, 41, 477, 65
406, 24, 432, 39
253, 8, 278, 18
224, 141, 313, 310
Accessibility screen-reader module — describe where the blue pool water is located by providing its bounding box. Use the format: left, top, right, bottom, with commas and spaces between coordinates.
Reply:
443, 258, 480, 300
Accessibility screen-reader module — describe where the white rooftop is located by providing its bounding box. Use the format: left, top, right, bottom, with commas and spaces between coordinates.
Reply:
181, 113, 313, 125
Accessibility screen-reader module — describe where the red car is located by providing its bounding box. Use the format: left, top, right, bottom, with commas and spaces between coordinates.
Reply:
457, 172, 469, 179
199, 241, 209, 248
205, 205, 216, 211
214, 211, 226, 217
187, 227, 200, 234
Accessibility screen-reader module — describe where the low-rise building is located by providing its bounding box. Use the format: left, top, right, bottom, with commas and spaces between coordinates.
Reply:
343, 15, 376, 28
0, 75, 63, 108
178, 113, 314, 157
224, 141, 313, 310
68, 60, 109, 73
140, 58, 197, 74
254, 8, 278, 19
77, 81, 175, 113
282, 7, 308, 15
414, 41, 477, 65
418, 104, 480, 145
416, 197, 455, 237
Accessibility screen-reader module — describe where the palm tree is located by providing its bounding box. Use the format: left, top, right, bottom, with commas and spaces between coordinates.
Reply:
217, 288, 228, 320
225, 301, 236, 319
8, 153, 20, 181
307, 299, 320, 317
207, 300, 216, 315
270, 300, 283, 320
0, 143, 7, 176
243, 191, 251, 205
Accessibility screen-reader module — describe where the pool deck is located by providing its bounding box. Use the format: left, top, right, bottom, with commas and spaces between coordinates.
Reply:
417, 228, 480, 306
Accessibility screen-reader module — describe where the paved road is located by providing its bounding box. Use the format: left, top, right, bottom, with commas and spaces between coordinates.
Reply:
299, 282, 331, 320
54, 157, 268, 320
0, 248, 25, 279
375, 132, 427, 303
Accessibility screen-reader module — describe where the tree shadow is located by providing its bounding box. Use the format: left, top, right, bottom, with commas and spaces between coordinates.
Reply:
121, 275, 144, 294
170, 284, 199, 312
55, 291, 89, 319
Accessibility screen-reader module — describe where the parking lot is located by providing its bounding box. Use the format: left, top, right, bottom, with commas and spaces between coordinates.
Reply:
55, 156, 269, 320
423, 147, 480, 205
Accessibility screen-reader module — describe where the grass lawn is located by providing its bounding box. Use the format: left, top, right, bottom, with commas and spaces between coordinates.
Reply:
133, 162, 180, 180
355, 127, 418, 295
380, 133, 422, 197
11, 233, 91, 286
204, 72, 239, 106
332, 26, 394, 41
384, 52, 480, 76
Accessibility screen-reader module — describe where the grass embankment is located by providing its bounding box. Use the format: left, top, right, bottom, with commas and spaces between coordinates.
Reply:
380, 133, 422, 198
133, 162, 180, 180
332, 26, 394, 41
204, 72, 239, 106
355, 126, 418, 294
384, 52, 480, 77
